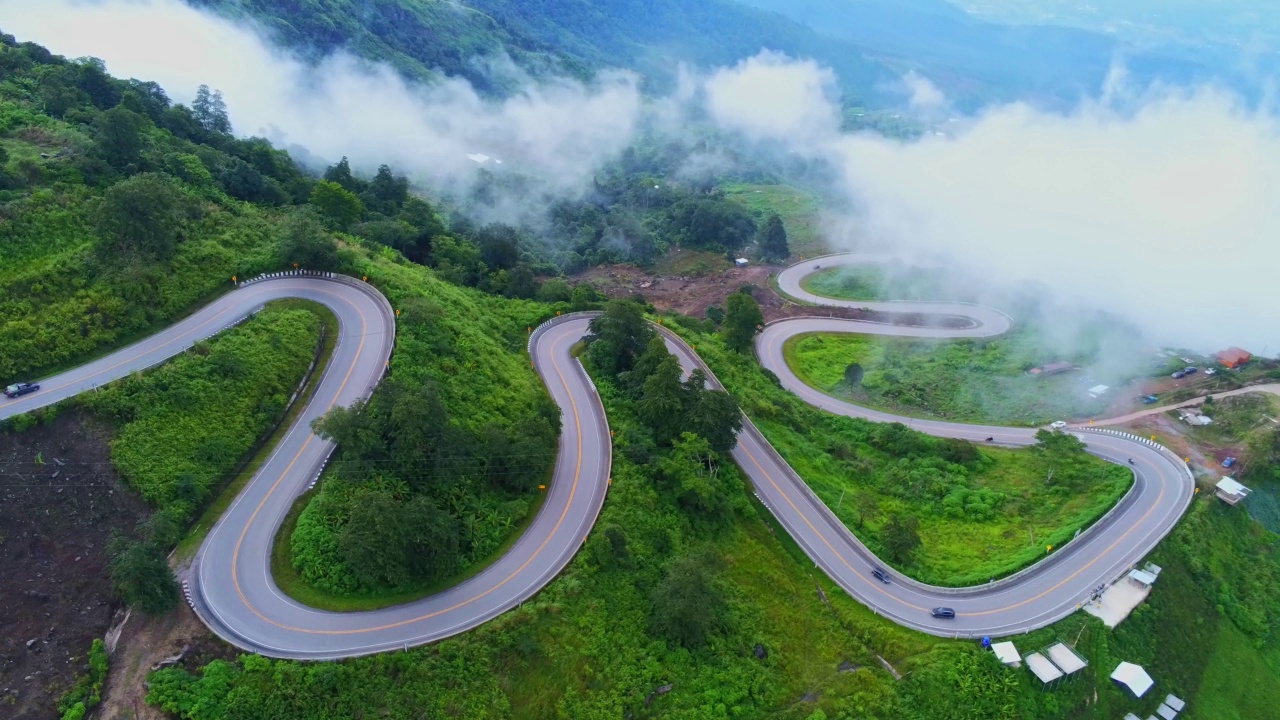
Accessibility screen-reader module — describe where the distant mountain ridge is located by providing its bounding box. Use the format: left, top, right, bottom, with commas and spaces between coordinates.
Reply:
188, 0, 1228, 109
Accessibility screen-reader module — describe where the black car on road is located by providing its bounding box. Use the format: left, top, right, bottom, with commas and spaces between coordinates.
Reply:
870, 567, 891, 584
930, 607, 956, 619
4, 382, 39, 398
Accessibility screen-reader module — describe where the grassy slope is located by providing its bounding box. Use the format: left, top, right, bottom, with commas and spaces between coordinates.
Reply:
784, 331, 1113, 426
722, 183, 825, 259
77, 304, 322, 517
799, 264, 959, 302
663, 315, 1131, 586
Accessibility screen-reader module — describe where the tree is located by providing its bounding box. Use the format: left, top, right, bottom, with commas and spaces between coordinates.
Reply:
723, 290, 764, 353
586, 299, 654, 377
94, 173, 185, 264
309, 180, 364, 230
637, 355, 687, 444
650, 551, 726, 648
505, 265, 539, 299
881, 514, 922, 563
339, 491, 460, 589
323, 156, 358, 191
279, 208, 340, 271
658, 432, 731, 517
109, 536, 179, 614
683, 377, 742, 453
757, 212, 789, 262
191, 84, 230, 134
844, 362, 864, 385
370, 164, 409, 210
97, 104, 148, 168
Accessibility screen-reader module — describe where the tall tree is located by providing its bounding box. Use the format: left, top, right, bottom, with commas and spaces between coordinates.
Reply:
881, 514, 922, 563
191, 84, 214, 130
637, 355, 686, 444
758, 212, 789, 262
309, 180, 365, 230
650, 551, 727, 649
323, 156, 358, 191
279, 208, 340, 271
208, 88, 231, 134
586, 299, 654, 377
109, 537, 179, 615
94, 173, 185, 264
371, 164, 409, 210
683, 375, 742, 453
722, 290, 764, 353
97, 104, 148, 168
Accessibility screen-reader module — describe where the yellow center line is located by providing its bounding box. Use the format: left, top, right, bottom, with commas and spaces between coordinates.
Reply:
227, 318, 587, 635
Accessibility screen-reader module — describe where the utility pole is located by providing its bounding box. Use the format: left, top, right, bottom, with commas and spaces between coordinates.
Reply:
835, 488, 846, 513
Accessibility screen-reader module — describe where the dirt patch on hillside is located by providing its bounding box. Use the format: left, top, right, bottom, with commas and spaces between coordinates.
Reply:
0, 411, 148, 720
574, 263, 970, 329
96, 605, 230, 720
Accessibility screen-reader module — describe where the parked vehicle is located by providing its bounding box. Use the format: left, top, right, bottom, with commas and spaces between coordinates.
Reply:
3, 382, 39, 398
1184, 366, 1198, 375
870, 567, 891, 584
1141, 395, 1159, 404
931, 607, 956, 619
1050, 420, 1067, 429
1222, 457, 1237, 468
1172, 371, 1185, 379
1205, 368, 1217, 376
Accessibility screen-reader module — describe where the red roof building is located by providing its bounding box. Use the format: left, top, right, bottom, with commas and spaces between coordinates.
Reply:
1215, 347, 1252, 368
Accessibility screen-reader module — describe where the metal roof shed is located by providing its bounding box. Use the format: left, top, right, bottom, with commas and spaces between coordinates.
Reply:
1026, 653, 1064, 687
1164, 695, 1185, 712
1112, 661, 1154, 697
1123, 715, 1141, 720
991, 641, 1021, 667
1046, 642, 1088, 676
1156, 703, 1178, 720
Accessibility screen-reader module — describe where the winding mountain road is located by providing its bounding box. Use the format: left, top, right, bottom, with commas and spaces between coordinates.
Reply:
0, 257, 1199, 658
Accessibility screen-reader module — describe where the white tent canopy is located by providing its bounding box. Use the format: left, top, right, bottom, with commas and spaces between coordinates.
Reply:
991, 641, 1021, 666
1046, 643, 1087, 675
1112, 661, 1154, 697
1026, 653, 1063, 684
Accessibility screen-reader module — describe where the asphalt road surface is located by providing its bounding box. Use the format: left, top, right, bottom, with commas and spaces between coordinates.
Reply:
1, 258, 1196, 656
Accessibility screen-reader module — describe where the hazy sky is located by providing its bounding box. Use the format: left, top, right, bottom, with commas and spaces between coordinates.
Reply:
5, 0, 1277, 352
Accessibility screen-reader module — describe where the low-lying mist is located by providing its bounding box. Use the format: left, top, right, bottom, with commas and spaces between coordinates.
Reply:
2, 0, 643, 222
704, 54, 1279, 353
6, 0, 1276, 355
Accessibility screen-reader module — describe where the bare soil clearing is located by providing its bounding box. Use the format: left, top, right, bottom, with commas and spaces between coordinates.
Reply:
0, 412, 147, 720
574, 258, 969, 329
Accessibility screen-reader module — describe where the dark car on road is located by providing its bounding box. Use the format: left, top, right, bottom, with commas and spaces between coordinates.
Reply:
931, 607, 956, 619
4, 382, 39, 398
871, 567, 891, 584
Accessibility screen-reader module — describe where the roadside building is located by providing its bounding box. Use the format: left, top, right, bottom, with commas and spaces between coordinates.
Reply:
1111, 661, 1154, 698
1029, 361, 1074, 377
1215, 347, 1252, 368
1087, 384, 1110, 399
1214, 477, 1252, 506
1127, 562, 1162, 590
1178, 409, 1213, 427
734, 258, 749, 267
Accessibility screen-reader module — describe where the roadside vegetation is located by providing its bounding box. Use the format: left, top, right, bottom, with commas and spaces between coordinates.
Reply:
664, 291, 1132, 586
723, 183, 823, 259
142, 306, 1280, 720
799, 263, 959, 302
